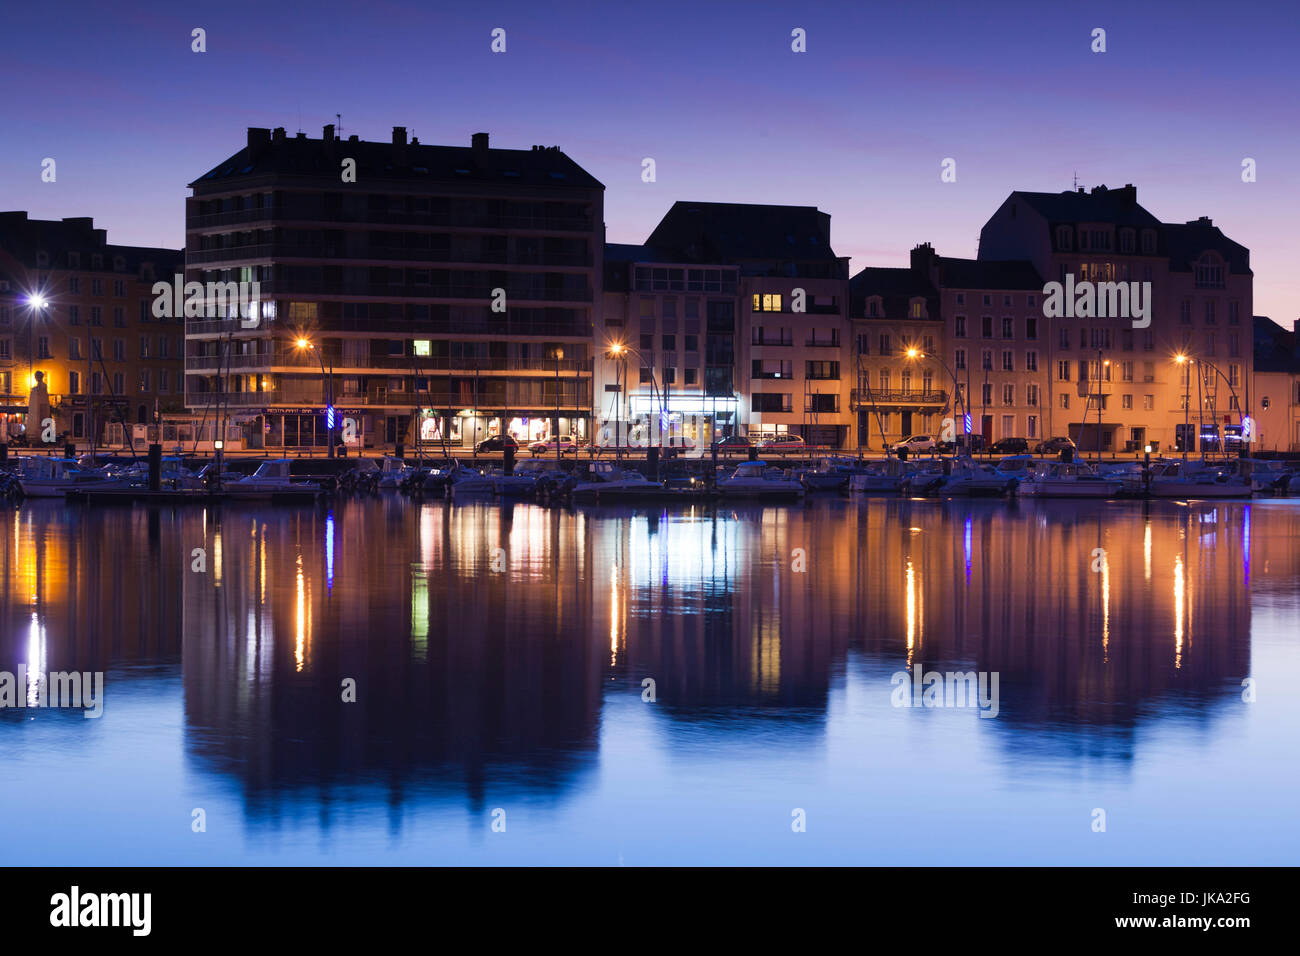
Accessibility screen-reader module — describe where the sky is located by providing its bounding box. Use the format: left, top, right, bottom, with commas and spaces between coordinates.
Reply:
1, 0, 1296, 327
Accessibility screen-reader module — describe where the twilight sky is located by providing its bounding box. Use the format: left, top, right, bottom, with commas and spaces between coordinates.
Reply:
2, 0, 1296, 327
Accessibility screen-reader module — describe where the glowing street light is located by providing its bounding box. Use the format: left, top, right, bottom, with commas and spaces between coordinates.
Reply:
293, 335, 334, 458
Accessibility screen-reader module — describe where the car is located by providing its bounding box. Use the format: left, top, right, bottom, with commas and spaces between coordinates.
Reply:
892, 435, 935, 454
475, 435, 519, 454
757, 434, 807, 453
529, 436, 581, 455
711, 434, 752, 453
934, 434, 987, 454
1033, 436, 1076, 455
989, 437, 1030, 455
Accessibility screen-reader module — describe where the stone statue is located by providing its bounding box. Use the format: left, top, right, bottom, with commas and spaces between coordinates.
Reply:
27, 370, 52, 443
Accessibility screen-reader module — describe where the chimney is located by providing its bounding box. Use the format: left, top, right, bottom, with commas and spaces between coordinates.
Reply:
910, 241, 938, 281
472, 132, 489, 157
323, 124, 334, 142
247, 127, 271, 154
272, 126, 286, 144
392, 126, 407, 146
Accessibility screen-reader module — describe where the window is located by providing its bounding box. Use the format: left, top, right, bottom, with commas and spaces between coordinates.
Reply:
1119, 230, 1135, 254
158, 369, 169, 393
805, 361, 840, 379
70, 338, 81, 360
1056, 226, 1073, 251
1180, 300, 1192, 324
1059, 327, 1070, 349
1027, 384, 1039, 406
1057, 360, 1071, 382
113, 279, 126, 297
1195, 254, 1225, 289
954, 348, 967, 370
909, 301, 924, 318
751, 393, 792, 413
638, 368, 652, 385
982, 350, 993, 371
1142, 330, 1154, 351
684, 334, 698, 352
68, 371, 80, 394
878, 334, 891, 354
1204, 300, 1216, 324
91, 278, 103, 295
138, 370, 151, 392
639, 333, 653, 351
662, 298, 676, 319
1229, 332, 1239, 357
752, 293, 783, 312
662, 334, 675, 351
68, 277, 81, 294
1001, 351, 1013, 371
955, 293, 965, 306
1002, 384, 1014, 406
752, 359, 792, 379
1025, 351, 1038, 371
140, 337, 151, 358
1001, 317, 1013, 338
1025, 317, 1037, 340
1121, 329, 1134, 351
1143, 394, 1154, 410
1059, 393, 1070, 409
684, 368, 698, 386
113, 339, 125, 361
91, 338, 102, 359
981, 383, 993, 406
955, 315, 967, 337
0, 340, 9, 360
1121, 361, 1134, 382
113, 373, 125, 395
90, 306, 102, 326
867, 298, 881, 317
982, 294, 992, 307
806, 393, 839, 413
1122, 394, 1133, 410
37, 336, 51, 359
662, 367, 676, 385
140, 300, 150, 322
1229, 301, 1240, 325
981, 316, 993, 338
1229, 364, 1240, 387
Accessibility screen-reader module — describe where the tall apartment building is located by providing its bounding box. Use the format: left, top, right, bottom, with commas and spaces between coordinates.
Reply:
979, 184, 1253, 453
185, 126, 603, 451
597, 244, 741, 447
643, 202, 852, 448
0, 212, 184, 443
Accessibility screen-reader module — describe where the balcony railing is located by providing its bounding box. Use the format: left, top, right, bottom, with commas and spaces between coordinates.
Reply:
187, 244, 592, 268
185, 390, 589, 410
184, 354, 592, 373
185, 317, 595, 338
851, 389, 948, 407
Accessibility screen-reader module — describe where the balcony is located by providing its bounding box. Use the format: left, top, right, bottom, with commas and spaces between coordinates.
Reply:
187, 243, 592, 268
185, 353, 592, 374
185, 316, 595, 338
851, 389, 948, 408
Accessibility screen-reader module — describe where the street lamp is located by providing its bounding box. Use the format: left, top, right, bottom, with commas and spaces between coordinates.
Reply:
1175, 353, 1191, 461
605, 340, 664, 462
906, 348, 971, 457
294, 336, 335, 458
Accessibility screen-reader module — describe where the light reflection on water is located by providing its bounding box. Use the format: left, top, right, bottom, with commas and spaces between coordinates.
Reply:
1, 496, 1298, 864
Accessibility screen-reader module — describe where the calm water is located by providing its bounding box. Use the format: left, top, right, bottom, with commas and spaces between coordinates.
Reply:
1, 494, 1297, 865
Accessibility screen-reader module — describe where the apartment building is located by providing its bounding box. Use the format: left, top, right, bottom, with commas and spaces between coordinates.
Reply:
1253, 316, 1300, 451
185, 126, 603, 451
643, 202, 852, 448
596, 245, 740, 448
0, 212, 184, 443
979, 184, 1253, 453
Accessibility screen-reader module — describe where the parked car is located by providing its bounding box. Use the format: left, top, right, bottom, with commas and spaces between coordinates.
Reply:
757, 434, 807, 453
989, 437, 1030, 455
530, 436, 581, 455
892, 434, 935, 454
475, 435, 519, 454
711, 434, 752, 453
1033, 436, 1076, 455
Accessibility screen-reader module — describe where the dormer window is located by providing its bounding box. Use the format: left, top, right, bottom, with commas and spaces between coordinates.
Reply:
1140, 230, 1156, 254
1056, 226, 1073, 251
1194, 253, 1225, 289
1119, 229, 1135, 254
909, 299, 926, 319
866, 296, 882, 318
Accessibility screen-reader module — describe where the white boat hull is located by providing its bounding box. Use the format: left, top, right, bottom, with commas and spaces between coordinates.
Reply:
1018, 479, 1123, 498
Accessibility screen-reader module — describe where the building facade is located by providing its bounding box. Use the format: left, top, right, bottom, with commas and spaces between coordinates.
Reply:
1253, 316, 1300, 452
0, 212, 184, 445
185, 126, 603, 451
979, 184, 1254, 454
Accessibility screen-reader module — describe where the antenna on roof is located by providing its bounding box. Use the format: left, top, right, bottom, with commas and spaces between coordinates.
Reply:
336, 113, 342, 137
1072, 171, 1079, 190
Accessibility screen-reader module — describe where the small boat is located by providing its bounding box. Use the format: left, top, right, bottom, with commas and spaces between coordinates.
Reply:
447, 461, 495, 496
490, 469, 540, 498
1017, 460, 1123, 498
571, 461, 662, 500
716, 460, 806, 499
1149, 460, 1253, 498
799, 457, 857, 492
850, 458, 915, 493
15, 458, 111, 497
939, 458, 1019, 496
377, 456, 414, 489
226, 459, 323, 498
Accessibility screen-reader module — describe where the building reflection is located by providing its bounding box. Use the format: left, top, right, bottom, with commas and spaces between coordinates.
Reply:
174, 494, 1289, 823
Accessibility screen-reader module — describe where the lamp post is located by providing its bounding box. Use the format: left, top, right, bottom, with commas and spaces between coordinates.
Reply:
294, 336, 334, 458
1175, 353, 1191, 463
906, 348, 970, 458
605, 341, 662, 461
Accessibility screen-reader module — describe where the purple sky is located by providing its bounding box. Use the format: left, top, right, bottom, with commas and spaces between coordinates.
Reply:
2, 0, 1295, 327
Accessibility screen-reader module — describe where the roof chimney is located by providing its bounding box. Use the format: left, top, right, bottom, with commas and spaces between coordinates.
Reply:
910, 241, 938, 279
323, 124, 335, 142
472, 132, 489, 156
247, 127, 271, 154
392, 126, 407, 146
272, 127, 286, 144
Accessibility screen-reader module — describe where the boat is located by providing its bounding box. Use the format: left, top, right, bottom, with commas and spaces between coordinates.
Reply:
571, 461, 662, 500
1017, 460, 1124, 498
14, 458, 112, 497
1148, 460, 1253, 498
939, 458, 1019, 496
377, 456, 415, 489
850, 458, 915, 493
1242, 459, 1294, 495
716, 460, 806, 499
446, 461, 495, 496
799, 457, 857, 492
490, 468, 540, 497
226, 459, 323, 498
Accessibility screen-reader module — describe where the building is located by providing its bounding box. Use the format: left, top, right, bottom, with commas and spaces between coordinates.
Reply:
1253, 316, 1300, 451
642, 201, 853, 448
979, 184, 1253, 453
596, 244, 740, 449
0, 212, 184, 444
185, 126, 604, 451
